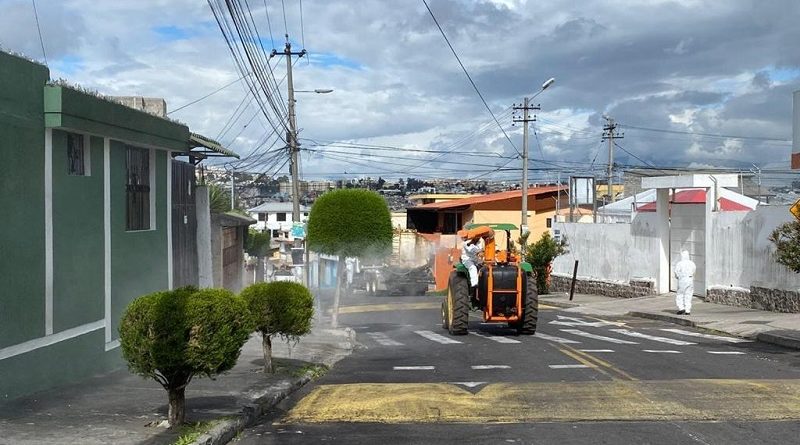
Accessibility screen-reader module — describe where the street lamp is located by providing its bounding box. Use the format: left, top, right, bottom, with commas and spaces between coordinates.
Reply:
294, 89, 334, 94
518, 77, 555, 236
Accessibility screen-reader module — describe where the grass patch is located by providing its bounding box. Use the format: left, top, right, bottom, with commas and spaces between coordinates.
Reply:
292, 363, 329, 379
171, 420, 215, 445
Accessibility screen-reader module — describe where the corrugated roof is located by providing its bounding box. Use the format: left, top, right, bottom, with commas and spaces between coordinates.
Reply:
413, 186, 565, 210
248, 202, 311, 213
189, 132, 239, 158
636, 189, 753, 212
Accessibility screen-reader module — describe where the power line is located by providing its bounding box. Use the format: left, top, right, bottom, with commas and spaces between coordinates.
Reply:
168, 73, 248, 114
619, 123, 791, 143
280, 0, 289, 35
299, 0, 308, 64
31, 0, 47, 66
421, 0, 521, 156
262, 0, 275, 48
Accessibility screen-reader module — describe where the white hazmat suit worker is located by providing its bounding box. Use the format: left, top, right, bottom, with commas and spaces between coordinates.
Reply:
461, 236, 484, 288
674, 250, 696, 315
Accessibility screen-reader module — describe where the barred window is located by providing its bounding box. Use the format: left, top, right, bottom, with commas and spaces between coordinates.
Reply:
67, 133, 87, 176
276, 212, 287, 222
126, 146, 150, 231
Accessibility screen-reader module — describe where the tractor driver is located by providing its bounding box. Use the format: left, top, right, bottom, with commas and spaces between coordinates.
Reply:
461, 234, 484, 291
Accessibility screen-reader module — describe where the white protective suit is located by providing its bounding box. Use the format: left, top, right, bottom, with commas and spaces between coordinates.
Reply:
674, 250, 696, 314
461, 238, 483, 287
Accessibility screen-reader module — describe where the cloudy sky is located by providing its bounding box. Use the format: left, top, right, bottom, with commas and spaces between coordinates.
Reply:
2, 0, 799, 182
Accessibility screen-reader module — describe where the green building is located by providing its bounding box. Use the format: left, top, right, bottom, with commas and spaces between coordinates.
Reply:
0, 51, 234, 400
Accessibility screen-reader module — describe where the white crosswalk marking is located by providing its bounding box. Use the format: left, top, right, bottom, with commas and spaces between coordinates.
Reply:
580, 349, 614, 353
560, 329, 639, 344
550, 315, 619, 327
535, 332, 581, 344
471, 365, 511, 370
549, 364, 592, 369
470, 331, 522, 344
414, 330, 463, 344
659, 328, 752, 343
608, 329, 696, 346
394, 366, 435, 370
643, 350, 681, 353
366, 332, 404, 346
707, 351, 746, 355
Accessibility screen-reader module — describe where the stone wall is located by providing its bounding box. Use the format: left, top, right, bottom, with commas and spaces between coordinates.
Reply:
707, 286, 800, 313
551, 274, 656, 299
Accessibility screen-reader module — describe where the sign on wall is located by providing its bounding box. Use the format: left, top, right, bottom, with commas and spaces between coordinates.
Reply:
791, 199, 800, 221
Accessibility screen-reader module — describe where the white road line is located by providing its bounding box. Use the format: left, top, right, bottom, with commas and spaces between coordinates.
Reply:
659, 328, 752, 343
560, 329, 639, 344
393, 366, 435, 370
450, 382, 487, 388
471, 365, 511, 370
549, 364, 592, 369
579, 349, 615, 353
414, 330, 463, 344
366, 332, 404, 346
707, 351, 746, 355
535, 332, 581, 344
643, 350, 681, 353
470, 331, 522, 344
608, 329, 696, 346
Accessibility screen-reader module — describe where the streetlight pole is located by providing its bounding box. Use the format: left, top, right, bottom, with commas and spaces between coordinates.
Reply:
513, 78, 554, 236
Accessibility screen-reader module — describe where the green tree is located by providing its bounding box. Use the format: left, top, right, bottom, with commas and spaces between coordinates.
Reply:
207, 183, 232, 213
307, 189, 393, 326
240, 281, 314, 373
769, 221, 800, 273
119, 287, 253, 427
246, 228, 271, 282
523, 232, 569, 294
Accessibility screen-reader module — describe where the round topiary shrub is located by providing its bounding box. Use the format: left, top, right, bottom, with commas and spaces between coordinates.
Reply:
240, 281, 314, 373
119, 286, 253, 426
770, 221, 800, 273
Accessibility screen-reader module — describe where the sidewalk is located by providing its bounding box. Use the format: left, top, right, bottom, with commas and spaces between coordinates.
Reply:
0, 319, 355, 445
540, 292, 800, 350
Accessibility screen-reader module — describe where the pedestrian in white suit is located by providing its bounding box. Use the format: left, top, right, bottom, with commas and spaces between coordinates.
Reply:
461, 236, 483, 288
674, 250, 696, 315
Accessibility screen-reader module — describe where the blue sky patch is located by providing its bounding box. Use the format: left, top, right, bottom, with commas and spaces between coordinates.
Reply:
51, 55, 84, 75
153, 25, 196, 41
766, 66, 800, 82
312, 52, 363, 70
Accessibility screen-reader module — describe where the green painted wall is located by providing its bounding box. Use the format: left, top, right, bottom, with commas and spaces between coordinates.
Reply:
110, 143, 169, 340
52, 131, 105, 332
0, 330, 123, 400
0, 52, 48, 348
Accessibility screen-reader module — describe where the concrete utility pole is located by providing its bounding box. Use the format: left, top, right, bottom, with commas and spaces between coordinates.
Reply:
601, 115, 623, 203
512, 98, 540, 235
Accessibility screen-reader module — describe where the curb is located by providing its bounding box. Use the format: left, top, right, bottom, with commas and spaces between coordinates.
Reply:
191, 373, 312, 445
539, 299, 581, 309
191, 328, 357, 445
627, 311, 697, 327
756, 331, 800, 351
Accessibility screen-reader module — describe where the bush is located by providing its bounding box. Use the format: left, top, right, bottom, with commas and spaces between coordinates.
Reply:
119, 287, 253, 427
523, 232, 569, 294
240, 281, 314, 373
769, 221, 800, 273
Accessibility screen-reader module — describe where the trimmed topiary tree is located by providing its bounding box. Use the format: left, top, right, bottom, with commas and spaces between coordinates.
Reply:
306, 189, 393, 326
246, 228, 271, 282
119, 287, 253, 427
240, 281, 314, 373
769, 221, 800, 273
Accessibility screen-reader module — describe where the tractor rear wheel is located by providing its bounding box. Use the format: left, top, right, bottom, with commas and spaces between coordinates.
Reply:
441, 300, 449, 330
447, 271, 469, 335
517, 274, 538, 335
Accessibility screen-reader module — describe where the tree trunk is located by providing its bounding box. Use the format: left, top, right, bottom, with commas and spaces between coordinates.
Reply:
262, 332, 273, 373
167, 386, 186, 427
331, 259, 344, 328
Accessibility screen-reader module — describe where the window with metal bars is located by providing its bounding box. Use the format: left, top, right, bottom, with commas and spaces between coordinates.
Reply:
126, 146, 150, 231
67, 133, 86, 176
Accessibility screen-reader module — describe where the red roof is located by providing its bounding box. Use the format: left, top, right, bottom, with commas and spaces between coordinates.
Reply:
414, 186, 565, 210
636, 189, 752, 212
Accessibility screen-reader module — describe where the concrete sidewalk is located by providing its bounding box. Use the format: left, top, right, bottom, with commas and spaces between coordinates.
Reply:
0, 321, 355, 445
541, 292, 800, 350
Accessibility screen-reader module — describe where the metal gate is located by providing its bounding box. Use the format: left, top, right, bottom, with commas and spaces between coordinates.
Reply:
669, 203, 705, 296
171, 160, 198, 287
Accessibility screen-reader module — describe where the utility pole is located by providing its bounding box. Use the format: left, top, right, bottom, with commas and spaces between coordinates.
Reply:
271, 35, 307, 281
602, 115, 623, 203
512, 98, 540, 235
750, 164, 762, 204
230, 170, 235, 210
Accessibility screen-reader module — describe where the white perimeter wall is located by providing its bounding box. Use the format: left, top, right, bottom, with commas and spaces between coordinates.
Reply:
709, 207, 800, 291
551, 213, 660, 283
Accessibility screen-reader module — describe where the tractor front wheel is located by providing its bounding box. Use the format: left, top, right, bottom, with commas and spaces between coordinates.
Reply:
517, 274, 538, 335
446, 272, 470, 335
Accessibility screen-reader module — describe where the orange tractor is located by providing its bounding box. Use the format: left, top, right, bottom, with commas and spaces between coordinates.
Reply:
441, 223, 537, 336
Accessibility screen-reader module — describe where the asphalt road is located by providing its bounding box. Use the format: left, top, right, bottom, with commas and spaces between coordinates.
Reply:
236, 291, 800, 445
